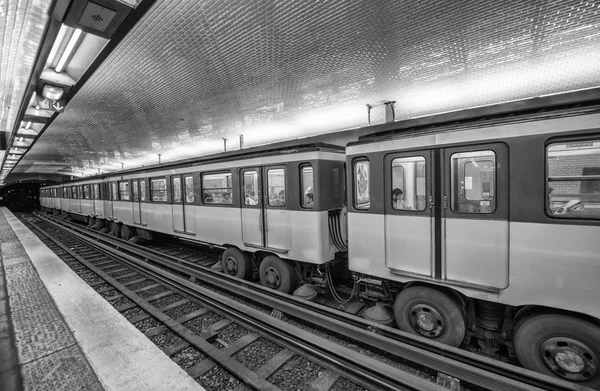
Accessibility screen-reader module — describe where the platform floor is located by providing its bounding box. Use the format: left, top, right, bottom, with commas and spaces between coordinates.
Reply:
0, 207, 204, 390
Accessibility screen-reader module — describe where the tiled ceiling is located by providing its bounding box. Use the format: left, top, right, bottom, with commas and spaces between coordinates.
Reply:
10, 0, 600, 178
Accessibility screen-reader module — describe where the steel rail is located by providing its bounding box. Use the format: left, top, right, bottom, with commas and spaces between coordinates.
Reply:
30, 216, 447, 391
35, 213, 594, 391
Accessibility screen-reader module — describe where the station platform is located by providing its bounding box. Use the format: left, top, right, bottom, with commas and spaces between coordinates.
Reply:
0, 207, 204, 390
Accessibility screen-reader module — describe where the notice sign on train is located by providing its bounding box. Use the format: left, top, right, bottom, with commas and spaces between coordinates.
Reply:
36, 96, 66, 112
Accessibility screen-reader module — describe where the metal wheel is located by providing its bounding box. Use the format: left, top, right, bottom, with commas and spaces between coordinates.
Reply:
259, 255, 298, 294
221, 247, 252, 280
393, 285, 466, 347
514, 313, 600, 389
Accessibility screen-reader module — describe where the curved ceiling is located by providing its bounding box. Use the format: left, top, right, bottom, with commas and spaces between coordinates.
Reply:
5, 0, 600, 181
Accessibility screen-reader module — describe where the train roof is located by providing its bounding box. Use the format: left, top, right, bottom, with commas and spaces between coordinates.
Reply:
41, 142, 344, 188
348, 87, 600, 147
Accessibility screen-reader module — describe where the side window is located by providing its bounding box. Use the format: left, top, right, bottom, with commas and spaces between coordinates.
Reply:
112, 182, 118, 200
392, 156, 426, 211
119, 181, 130, 201
172, 177, 182, 203
151, 178, 167, 202
184, 176, 194, 203
354, 160, 370, 210
71, 186, 77, 199
93, 184, 99, 200
301, 165, 314, 208
450, 150, 496, 214
243, 171, 259, 206
202, 172, 232, 204
140, 180, 147, 201
83, 185, 90, 199
547, 139, 600, 218
267, 168, 286, 207
132, 180, 139, 202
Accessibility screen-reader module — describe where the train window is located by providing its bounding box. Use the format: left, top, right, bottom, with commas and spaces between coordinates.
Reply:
151, 178, 167, 202
132, 180, 139, 202
112, 182, 118, 201
184, 176, 194, 203
301, 165, 314, 208
172, 177, 182, 203
140, 180, 147, 201
202, 172, 232, 204
243, 171, 259, 206
547, 140, 600, 219
391, 156, 426, 211
83, 185, 90, 199
354, 160, 370, 210
71, 186, 78, 199
119, 181, 130, 201
268, 168, 286, 207
93, 184, 99, 200
450, 150, 496, 214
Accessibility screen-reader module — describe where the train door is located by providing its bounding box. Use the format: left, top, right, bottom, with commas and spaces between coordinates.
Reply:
132, 180, 142, 224
241, 166, 291, 250
171, 175, 196, 234
183, 175, 196, 234
442, 144, 509, 289
384, 151, 434, 276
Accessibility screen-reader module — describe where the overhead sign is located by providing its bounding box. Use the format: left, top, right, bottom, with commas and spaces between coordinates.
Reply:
36, 96, 66, 112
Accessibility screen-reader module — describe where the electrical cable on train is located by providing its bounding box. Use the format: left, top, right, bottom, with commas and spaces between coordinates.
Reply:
39, 102, 600, 389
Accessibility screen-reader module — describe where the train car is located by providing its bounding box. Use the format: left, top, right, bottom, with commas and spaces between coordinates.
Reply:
41, 144, 347, 295
345, 104, 600, 388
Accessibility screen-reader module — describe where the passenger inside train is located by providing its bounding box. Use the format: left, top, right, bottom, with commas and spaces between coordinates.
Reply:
304, 188, 314, 207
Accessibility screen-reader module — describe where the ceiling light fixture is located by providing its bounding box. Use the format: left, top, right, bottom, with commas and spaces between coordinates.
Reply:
55, 28, 82, 73
25, 122, 32, 129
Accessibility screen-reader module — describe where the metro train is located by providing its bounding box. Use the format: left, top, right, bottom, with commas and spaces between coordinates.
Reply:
40, 102, 600, 388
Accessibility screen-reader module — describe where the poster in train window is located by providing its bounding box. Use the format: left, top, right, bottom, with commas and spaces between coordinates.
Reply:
268, 169, 286, 207
391, 156, 426, 211
202, 172, 232, 204
547, 140, 600, 218
151, 179, 167, 202
450, 150, 496, 214
354, 160, 370, 210
301, 165, 314, 208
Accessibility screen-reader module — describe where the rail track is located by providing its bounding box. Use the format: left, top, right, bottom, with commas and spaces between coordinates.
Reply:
23, 211, 594, 391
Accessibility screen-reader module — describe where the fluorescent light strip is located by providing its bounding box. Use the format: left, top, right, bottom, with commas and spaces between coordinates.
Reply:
47, 24, 69, 67
55, 28, 82, 73
25, 121, 32, 129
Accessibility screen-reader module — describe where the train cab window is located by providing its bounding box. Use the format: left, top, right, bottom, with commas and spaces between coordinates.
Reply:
93, 184, 99, 200
119, 181, 130, 200
243, 171, 259, 206
391, 156, 426, 211
83, 185, 90, 199
184, 176, 194, 203
140, 180, 147, 201
151, 178, 167, 202
450, 150, 496, 214
547, 140, 600, 218
172, 177, 182, 203
354, 160, 370, 210
267, 168, 286, 207
301, 165, 314, 208
202, 172, 232, 204
132, 180, 139, 202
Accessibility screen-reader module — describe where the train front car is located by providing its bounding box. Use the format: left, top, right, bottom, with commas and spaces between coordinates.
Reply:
345, 104, 600, 389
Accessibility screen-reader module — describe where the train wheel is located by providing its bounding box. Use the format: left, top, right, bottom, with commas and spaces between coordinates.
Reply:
94, 218, 105, 231
514, 314, 600, 389
221, 247, 252, 280
121, 225, 134, 241
259, 255, 298, 294
393, 286, 465, 347
87, 216, 96, 228
109, 222, 121, 237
